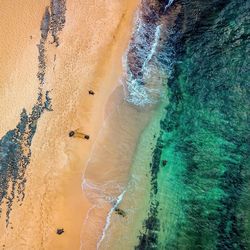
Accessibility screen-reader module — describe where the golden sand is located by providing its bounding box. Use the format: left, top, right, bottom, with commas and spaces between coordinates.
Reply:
0, 1, 139, 249
0, 0, 49, 136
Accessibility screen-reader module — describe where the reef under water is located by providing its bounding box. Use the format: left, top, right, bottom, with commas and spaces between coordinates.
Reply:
134, 0, 250, 249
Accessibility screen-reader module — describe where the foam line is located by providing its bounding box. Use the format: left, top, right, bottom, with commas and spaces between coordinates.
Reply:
96, 189, 127, 249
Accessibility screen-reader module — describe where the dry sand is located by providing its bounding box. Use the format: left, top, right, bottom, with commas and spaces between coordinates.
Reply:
0, 0, 139, 249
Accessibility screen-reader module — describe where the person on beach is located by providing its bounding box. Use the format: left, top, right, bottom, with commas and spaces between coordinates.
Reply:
88, 90, 95, 95
69, 130, 90, 140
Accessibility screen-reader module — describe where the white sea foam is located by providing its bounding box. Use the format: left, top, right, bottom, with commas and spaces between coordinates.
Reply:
96, 189, 127, 249
82, 178, 124, 205
122, 0, 176, 107
165, 0, 175, 11
80, 178, 126, 250
122, 17, 160, 106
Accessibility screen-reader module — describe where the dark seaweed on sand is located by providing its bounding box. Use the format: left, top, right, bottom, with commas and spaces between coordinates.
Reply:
0, 95, 52, 226
50, 0, 66, 46
0, 0, 66, 225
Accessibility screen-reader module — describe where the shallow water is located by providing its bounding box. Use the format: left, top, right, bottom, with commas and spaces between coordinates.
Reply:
81, 87, 155, 249
98, 100, 168, 250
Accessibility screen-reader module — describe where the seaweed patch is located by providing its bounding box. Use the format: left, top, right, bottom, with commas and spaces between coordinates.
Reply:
0, 96, 52, 226
0, 0, 66, 226
50, 0, 66, 47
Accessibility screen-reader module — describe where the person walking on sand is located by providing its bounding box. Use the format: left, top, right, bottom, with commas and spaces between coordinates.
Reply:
69, 129, 90, 140
88, 90, 95, 95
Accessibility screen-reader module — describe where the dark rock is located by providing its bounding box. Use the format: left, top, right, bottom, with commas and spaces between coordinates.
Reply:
56, 228, 64, 235
114, 208, 126, 217
162, 160, 168, 166
84, 135, 90, 140
69, 131, 75, 137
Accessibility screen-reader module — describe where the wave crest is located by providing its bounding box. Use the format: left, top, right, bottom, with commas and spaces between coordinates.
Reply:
122, 0, 176, 106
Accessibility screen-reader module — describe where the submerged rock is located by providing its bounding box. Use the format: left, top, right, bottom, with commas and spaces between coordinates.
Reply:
114, 208, 126, 217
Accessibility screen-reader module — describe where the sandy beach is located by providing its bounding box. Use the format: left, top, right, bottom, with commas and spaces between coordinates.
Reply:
0, 1, 139, 249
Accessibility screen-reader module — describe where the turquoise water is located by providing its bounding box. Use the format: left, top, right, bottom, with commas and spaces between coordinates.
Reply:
133, 0, 250, 249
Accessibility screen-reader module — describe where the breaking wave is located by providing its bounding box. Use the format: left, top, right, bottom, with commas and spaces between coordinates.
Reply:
122, 0, 176, 106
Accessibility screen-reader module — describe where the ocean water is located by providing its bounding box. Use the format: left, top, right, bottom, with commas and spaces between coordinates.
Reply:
82, 0, 250, 249
133, 0, 250, 249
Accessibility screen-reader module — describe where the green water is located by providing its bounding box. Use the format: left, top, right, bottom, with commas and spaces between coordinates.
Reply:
135, 0, 250, 249
99, 99, 169, 250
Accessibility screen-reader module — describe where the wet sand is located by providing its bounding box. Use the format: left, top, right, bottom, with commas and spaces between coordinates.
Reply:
0, 1, 139, 249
